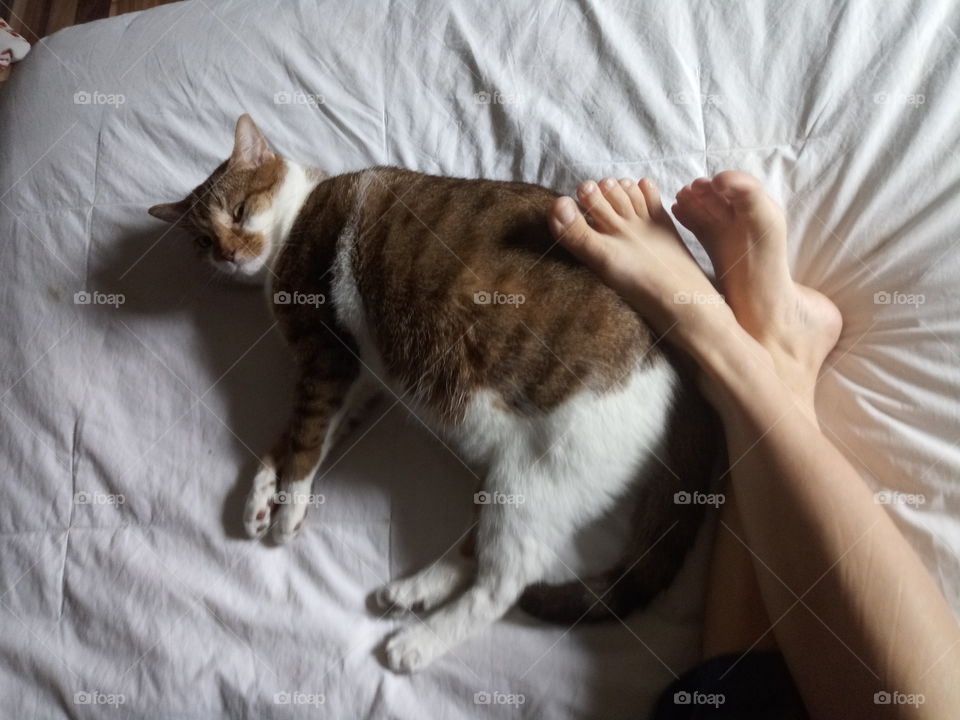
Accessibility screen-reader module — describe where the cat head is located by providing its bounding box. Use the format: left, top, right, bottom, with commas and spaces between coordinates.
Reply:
148, 114, 291, 282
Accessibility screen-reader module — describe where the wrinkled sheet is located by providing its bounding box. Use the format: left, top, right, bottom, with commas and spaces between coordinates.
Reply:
1, 0, 959, 717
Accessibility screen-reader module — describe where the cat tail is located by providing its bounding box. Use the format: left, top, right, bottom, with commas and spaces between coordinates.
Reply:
516, 510, 701, 624
518, 566, 641, 623
519, 375, 722, 625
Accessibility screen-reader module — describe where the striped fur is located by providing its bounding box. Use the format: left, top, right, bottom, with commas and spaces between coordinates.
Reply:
148, 115, 720, 672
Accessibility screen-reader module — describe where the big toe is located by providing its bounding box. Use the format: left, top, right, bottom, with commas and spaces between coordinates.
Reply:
549, 196, 610, 270
712, 170, 786, 234
711, 171, 769, 212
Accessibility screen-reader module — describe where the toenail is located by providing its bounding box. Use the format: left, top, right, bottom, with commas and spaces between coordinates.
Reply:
556, 198, 577, 224
619, 178, 632, 188
580, 181, 597, 195
602, 178, 616, 189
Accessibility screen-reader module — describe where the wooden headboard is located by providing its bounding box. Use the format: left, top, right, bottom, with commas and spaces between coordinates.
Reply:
1, 0, 179, 42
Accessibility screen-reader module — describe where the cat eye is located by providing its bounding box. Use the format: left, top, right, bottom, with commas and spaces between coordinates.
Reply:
195, 235, 213, 249
233, 201, 246, 224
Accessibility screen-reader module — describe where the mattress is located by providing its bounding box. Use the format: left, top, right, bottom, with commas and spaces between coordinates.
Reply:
1, 0, 958, 717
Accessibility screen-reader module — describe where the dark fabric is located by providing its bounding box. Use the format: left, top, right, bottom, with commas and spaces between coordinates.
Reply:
650, 651, 808, 719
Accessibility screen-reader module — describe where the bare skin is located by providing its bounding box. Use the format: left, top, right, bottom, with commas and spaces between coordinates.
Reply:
548, 173, 960, 719
674, 172, 842, 415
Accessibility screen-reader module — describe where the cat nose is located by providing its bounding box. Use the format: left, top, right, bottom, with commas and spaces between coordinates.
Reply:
218, 247, 236, 263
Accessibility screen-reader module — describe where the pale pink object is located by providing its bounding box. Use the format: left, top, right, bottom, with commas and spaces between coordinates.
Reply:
0, 19, 31, 68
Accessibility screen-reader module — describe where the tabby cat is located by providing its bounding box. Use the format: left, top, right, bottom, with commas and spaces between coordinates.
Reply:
148, 114, 720, 672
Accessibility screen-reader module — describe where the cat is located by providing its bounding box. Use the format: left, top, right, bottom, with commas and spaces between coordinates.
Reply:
148, 114, 721, 673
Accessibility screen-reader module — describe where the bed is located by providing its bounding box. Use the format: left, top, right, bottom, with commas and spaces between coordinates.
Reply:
1, 0, 958, 717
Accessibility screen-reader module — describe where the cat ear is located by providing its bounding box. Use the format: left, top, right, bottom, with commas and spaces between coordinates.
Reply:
230, 113, 275, 168
148, 198, 192, 224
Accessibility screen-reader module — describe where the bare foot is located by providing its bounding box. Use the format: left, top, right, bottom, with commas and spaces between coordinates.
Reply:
549, 177, 742, 361
673, 171, 842, 412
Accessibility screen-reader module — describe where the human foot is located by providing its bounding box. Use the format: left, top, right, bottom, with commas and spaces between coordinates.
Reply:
549, 177, 741, 360
673, 171, 841, 411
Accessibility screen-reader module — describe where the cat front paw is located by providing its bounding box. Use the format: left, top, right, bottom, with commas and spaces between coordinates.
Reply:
243, 466, 277, 539
270, 485, 310, 544
384, 625, 447, 673
374, 558, 472, 613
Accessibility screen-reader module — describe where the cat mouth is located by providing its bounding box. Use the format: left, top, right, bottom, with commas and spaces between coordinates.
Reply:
218, 255, 266, 280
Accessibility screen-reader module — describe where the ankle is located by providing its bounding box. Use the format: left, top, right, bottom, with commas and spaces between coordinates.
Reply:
700, 342, 820, 431
695, 324, 776, 401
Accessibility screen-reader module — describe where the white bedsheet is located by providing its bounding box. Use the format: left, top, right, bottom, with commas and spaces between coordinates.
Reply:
1, 0, 959, 717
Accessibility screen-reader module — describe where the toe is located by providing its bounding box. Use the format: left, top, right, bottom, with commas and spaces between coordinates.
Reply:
577, 180, 624, 230
550, 195, 614, 272
711, 170, 764, 210
691, 177, 732, 220
638, 178, 668, 223
619, 178, 649, 219
711, 170, 786, 236
598, 177, 635, 218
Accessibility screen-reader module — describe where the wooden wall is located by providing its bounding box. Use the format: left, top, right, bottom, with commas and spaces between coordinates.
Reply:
1, 0, 179, 42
